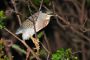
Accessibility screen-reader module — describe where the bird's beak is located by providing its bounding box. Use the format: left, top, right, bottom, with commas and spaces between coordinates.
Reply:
47, 12, 55, 17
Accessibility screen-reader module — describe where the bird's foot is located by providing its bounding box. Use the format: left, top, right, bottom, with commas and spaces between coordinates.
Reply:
30, 36, 40, 53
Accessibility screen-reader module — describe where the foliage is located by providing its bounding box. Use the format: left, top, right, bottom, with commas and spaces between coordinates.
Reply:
0, 11, 6, 29
38, 32, 43, 38
0, 39, 9, 60
51, 48, 78, 60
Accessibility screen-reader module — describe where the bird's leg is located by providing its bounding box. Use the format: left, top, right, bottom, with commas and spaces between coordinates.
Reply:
30, 36, 40, 54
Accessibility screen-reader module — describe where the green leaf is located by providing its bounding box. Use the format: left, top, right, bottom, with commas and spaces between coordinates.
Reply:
0, 11, 4, 17
51, 48, 79, 60
0, 10, 6, 29
38, 32, 43, 38
0, 11, 6, 19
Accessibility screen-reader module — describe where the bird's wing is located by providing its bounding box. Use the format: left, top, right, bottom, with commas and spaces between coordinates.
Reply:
21, 12, 40, 28
35, 20, 50, 32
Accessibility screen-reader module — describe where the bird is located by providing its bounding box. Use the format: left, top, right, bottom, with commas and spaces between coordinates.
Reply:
15, 11, 53, 40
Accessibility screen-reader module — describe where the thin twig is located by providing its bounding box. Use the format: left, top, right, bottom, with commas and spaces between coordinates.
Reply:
43, 32, 51, 53
79, 0, 85, 24
11, 0, 22, 26
81, 42, 86, 60
39, 0, 43, 11
40, 42, 50, 54
27, 0, 44, 38
27, 0, 40, 53
4, 40, 13, 60
43, 32, 51, 60
52, 2, 90, 42
65, 0, 81, 15
56, 15, 90, 42
26, 49, 30, 60
27, 0, 44, 51
40, 42, 50, 60
29, 0, 38, 11
72, 51, 82, 54
27, 0, 38, 39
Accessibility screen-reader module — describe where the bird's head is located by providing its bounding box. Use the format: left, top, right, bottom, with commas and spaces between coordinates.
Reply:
38, 10, 53, 21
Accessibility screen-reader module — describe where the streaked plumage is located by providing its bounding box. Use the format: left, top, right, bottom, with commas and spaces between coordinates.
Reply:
16, 11, 52, 40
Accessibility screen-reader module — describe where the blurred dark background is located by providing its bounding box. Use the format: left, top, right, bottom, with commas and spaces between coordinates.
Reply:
0, 0, 90, 60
